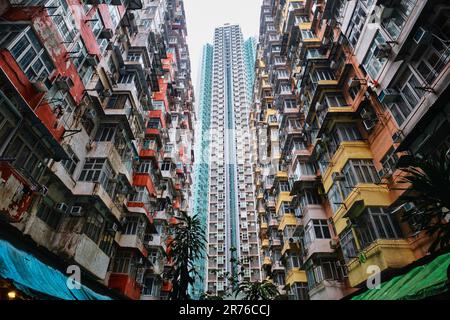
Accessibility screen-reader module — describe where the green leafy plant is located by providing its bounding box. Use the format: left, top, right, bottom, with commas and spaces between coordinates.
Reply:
398, 148, 450, 253
167, 212, 207, 300
233, 279, 281, 300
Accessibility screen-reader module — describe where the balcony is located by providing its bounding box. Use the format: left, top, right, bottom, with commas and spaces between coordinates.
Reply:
73, 182, 122, 221
87, 141, 133, 184
270, 238, 282, 247
119, 234, 147, 257
271, 261, 285, 272
278, 214, 298, 232
0, 161, 36, 222
108, 273, 142, 300
333, 183, 393, 235
346, 239, 415, 288
285, 268, 307, 287
322, 141, 372, 192
53, 233, 110, 280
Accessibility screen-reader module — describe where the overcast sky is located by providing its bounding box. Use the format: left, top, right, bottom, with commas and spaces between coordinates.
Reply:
184, 0, 262, 92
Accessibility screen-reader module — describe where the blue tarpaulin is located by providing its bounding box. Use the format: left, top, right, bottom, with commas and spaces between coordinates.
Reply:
0, 239, 112, 300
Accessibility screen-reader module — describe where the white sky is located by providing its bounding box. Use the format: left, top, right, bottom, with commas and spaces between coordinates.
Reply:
184, 0, 262, 92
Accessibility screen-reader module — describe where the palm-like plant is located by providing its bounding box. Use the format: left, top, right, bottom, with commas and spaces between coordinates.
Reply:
233, 279, 280, 300
399, 148, 450, 253
167, 212, 207, 300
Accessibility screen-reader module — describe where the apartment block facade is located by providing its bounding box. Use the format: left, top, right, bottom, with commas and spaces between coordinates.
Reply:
195, 24, 262, 296
0, 0, 194, 300
252, 0, 449, 300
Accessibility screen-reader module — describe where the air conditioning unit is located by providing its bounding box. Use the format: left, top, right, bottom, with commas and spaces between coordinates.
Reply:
360, 107, 371, 120
392, 130, 404, 144
106, 41, 114, 51
55, 203, 68, 214
374, 5, 394, 21
348, 77, 360, 88
107, 222, 119, 232
374, 43, 392, 59
330, 238, 339, 250
363, 119, 377, 131
378, 167, 393, 180
31, 80, 49, 93
86, 109, 97, 119
316, 102, 326, 112
69, 206, 84, 217
379, 88, 400, 104
100, 28, 114, 39
413, 27, 432, 45
86, 54, 99, 67
55, 76, 74, 92
332, 172, 345, 182
86, 140, 95, 151
40, 185, 49, 197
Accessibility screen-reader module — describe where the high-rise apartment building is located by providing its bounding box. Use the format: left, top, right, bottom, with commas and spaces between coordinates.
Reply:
194, 24, 262, 296
252, 0, 450, 300
0, 0, 194, 300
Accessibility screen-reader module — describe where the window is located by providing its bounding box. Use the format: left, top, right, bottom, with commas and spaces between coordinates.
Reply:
304, 219, 331, 246
36, 199, 62, 230
278, 181, 290, 193
311, 69, 334, 82
0, 106, 15, 146
381, 147, 399, 173
342, 159, 379, 199
108, 6, 120, 29
84, 211, 104, 244
99, 230, 115, 256
415, 9, 450, 84
119, 73, 136, 84
299, 189, 321, 208
61, 146, 79, 176
90, 10, 108, 52
3, 25, 55, 82
284, 100, 296, 109
322, 94, 347, 108
143, 277, 161, 297
137, 161, 152, 174
291, 283, 309, 300
355, 207, 401, 249
327, 183, 343, 214
362, 31, 388, 79
129, 187, 151, 207
301, 29, 315, 39
4, 134, 47, 181
347, 0, 374, 47
307, 259, 345, 290
71, 39, 94, 85
329, 123, 363, 155
123, 216, 145, 240
161, 161, 172, 171
95, 124, 117, 142
113, 251, 137, 277
47, 0, 77, 48
349, 85, 360, 101
340, 228, 358, 262
387, 67, 423, 125
381, 0, 416, 40
147, 118, 161, 129
79, 158, 115, 196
